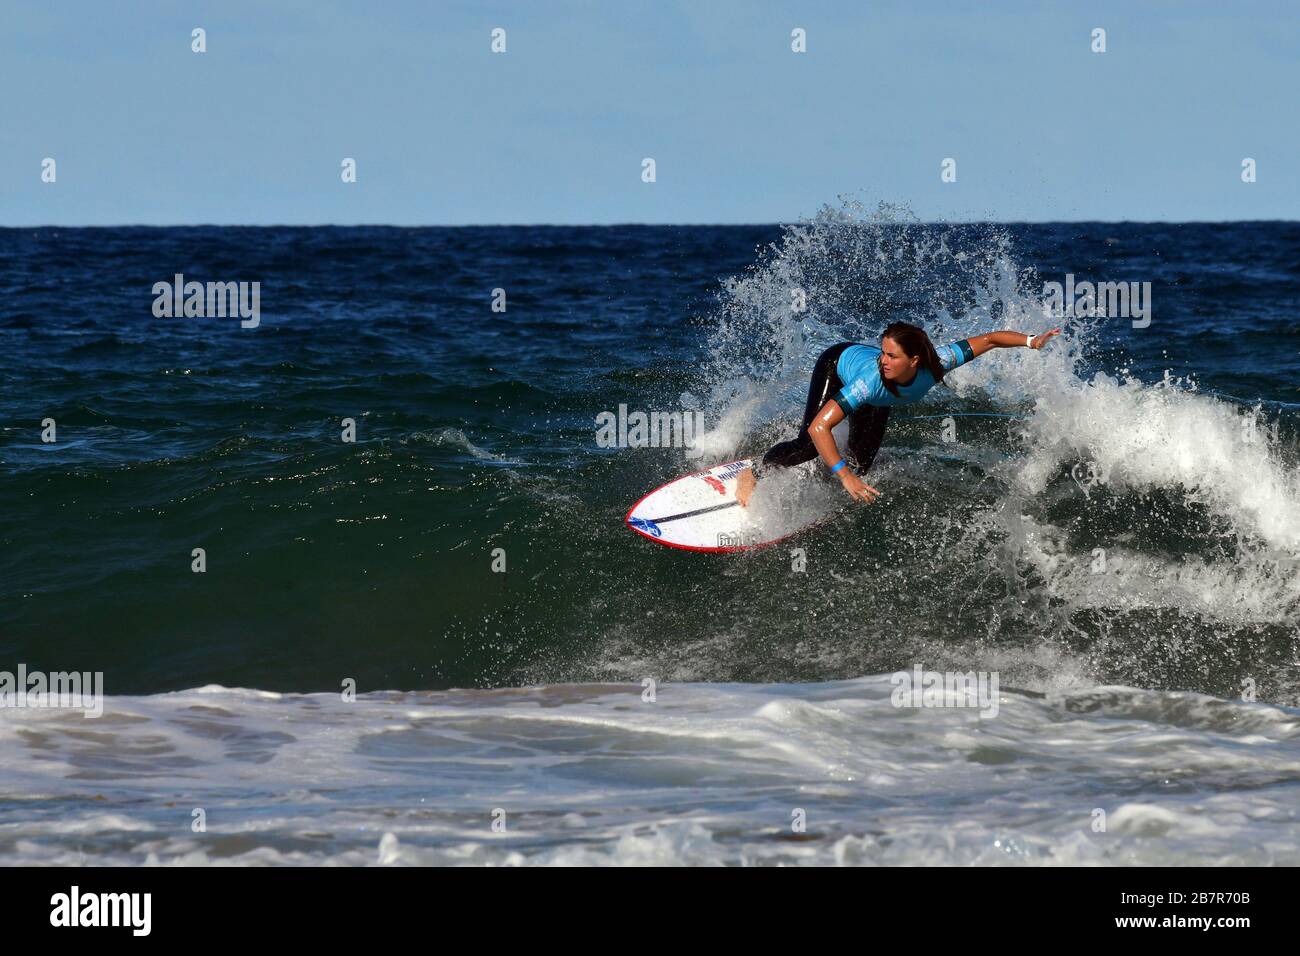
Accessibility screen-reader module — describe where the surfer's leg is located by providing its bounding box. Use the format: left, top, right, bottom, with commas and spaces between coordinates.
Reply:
738, 343, 853, 507
754, 342, 853, 474
846, 405, 891, 472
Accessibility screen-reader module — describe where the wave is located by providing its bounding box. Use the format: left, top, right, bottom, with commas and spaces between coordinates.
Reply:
642, 199, 1300, 701
1, 679, 1295, 865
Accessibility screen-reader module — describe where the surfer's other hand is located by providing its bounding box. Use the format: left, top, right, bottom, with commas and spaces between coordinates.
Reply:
838, 469, 880, 503
1030, 328, 1062, 350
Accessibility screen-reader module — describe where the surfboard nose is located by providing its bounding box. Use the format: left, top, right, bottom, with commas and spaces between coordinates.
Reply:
628, 516, 663, 537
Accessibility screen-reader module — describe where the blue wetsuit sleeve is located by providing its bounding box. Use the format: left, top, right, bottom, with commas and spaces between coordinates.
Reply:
831, 388, 856, 413
938, 340, 975, 372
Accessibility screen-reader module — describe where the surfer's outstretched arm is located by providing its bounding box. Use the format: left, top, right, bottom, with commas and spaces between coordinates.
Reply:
807, 399, 880, 504
963, 328, 1061, 359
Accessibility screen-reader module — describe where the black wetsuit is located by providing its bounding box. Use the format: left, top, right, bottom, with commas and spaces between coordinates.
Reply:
751, 342, 891, 478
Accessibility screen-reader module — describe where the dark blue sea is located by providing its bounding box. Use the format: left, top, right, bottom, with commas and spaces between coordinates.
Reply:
2, 206, 1298, 864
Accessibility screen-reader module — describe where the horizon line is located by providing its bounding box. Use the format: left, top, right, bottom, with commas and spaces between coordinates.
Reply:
2, 218, 1297, 229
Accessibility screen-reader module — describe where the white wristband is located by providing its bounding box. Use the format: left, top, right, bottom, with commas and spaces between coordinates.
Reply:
1026, 334, 1033, 348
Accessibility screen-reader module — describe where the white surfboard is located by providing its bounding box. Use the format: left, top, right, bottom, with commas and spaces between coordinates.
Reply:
625, 458, 842, 553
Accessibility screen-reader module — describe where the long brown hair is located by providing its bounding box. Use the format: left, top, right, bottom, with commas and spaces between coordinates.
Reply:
879, 321, 945, 397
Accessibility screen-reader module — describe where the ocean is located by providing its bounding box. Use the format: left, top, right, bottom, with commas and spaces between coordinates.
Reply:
2, 205, 1298, 864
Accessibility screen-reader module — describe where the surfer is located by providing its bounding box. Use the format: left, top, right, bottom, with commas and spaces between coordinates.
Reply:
735, 322, 1061, 506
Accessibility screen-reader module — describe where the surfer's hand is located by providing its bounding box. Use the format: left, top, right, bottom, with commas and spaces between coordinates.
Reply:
838, 469, 880, 504
1030, 328, 1062, 350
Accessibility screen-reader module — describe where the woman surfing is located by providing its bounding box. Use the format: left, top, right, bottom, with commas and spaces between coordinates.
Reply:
734, 321, 1061, 506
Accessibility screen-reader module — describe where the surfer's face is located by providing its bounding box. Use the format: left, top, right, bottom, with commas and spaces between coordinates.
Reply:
880, 336, 919, 382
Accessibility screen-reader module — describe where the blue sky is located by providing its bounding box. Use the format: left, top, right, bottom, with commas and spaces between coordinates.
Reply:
2, 0, 1296, 224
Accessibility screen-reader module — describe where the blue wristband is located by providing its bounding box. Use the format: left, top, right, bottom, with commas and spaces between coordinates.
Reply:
830, 459, 846, 473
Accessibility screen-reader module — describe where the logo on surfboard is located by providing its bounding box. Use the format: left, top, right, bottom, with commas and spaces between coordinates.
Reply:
628, 516, 663, 537
713, 461, 749, 481
701, 475, 726, 495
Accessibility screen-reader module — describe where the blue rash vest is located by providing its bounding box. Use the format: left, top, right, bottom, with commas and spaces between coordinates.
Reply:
832, 340, 976, 411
